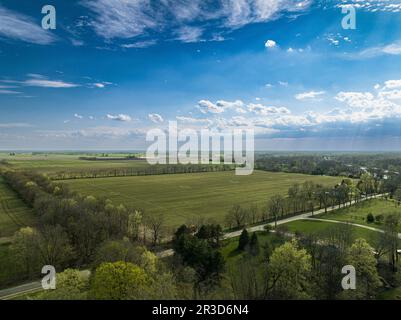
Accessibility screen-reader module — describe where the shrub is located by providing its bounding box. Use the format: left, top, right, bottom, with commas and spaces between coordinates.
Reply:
366, 213, 375, 223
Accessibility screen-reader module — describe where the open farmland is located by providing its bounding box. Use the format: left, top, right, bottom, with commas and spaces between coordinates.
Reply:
63, 170, 342, 227
0, 177, 36, 237
0, 153, 150, 174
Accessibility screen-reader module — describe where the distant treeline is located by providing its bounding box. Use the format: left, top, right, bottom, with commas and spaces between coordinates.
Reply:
255, 153, 401, 178
78, 156, 141, 161
49, 164, 235, 180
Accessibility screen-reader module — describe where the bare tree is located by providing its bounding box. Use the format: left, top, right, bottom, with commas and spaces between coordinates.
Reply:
225, 204, 247, 229
146, 213, 165, 247
267, 195, 285, 228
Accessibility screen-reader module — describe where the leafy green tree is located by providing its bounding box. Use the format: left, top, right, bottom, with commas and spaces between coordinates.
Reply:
10, 227, 40, 278
341, 239, 382, 299
265, 240, 312, 299
36, 225, 74, 269
90, 261, 149, 300
35, 269, 89, 300
238, 229, 249, 251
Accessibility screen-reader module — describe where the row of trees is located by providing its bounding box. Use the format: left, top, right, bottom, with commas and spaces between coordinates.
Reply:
49, 164, 235, 180
2, 170, 173, 282
225, 175, 381, 230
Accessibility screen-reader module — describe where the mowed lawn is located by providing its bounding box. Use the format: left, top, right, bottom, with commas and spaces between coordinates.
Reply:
319, 199, 401, 231
0, 177, 36, 237
284, 220, 379, 245
63, 171, 341, 227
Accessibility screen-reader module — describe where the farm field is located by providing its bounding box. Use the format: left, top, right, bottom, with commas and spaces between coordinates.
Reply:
318, 199, 401, 231
63, 170, 342, 228
0, 177, 36, 238
0, 153, 150, 174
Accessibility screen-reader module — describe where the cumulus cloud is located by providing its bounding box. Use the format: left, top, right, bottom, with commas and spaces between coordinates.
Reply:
148, 113, 164, 123
335, 92, 375, 108
384, 79, 401, 89
295, 91, 325, 100
197, 99, 245, 114
106, 114, 132, 121
265, 39, 277, 48
248, 103, 290, 115
74, 113, 84, 119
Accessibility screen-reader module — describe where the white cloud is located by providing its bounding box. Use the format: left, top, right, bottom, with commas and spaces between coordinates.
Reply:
175, 26, 203, 43
295, 90, 325, 100
176, 116, 212, 124
106, 114, 132, 121
148, 113, 164, 123
0, 89, 21, 94
335, 92, 375, 108
0, 5, 56, 44
121, 40, 157, 48
198, 100, 224, 114
248, 103, 290, 115
81, 0, 158, 39
359, 42, 401, 58
23, 78, 79, 88
265, 39, 277, 48
81, 0, 312, 43
197, 99, 245, 114
384, 79, 401, 89
74, 113, 84, 119
0, 123, 32, 128
278, 81, 288, 86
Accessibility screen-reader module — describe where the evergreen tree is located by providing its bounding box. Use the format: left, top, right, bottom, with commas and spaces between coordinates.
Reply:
249, 232, 260, 256
238, 229, 249, 251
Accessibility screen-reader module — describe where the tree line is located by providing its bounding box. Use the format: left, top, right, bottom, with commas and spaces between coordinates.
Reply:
49, 164, 235, 180
225, 173, 382, 230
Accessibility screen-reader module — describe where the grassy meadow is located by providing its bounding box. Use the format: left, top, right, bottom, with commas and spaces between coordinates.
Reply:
318, 199, 401, 231
63, 170, 341, 227
0, 153, 150, 174
283, 219, 380, 244
0, 177, 36, 238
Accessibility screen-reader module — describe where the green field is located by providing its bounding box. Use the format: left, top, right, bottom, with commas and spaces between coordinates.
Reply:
0, 177, 36, 238
284, 219, 379, 244
0, 153, 150, 174
63, 170, 341, 227
318, 199, 401, 231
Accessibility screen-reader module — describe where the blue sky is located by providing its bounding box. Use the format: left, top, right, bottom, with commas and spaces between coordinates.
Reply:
1, 0, 401, 150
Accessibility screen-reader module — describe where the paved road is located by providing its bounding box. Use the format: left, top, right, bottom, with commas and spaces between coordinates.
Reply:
0, 270, 90, 300
0, 194, 385, 299
158, 194, 385, 257
302, 217, 401, 239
